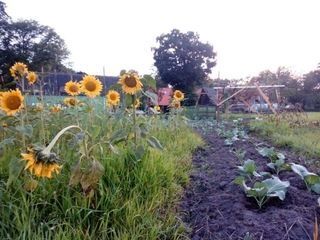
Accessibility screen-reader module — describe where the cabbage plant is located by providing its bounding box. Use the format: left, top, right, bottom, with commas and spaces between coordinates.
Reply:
241, 176, 290, 209
291, 163, 320, 194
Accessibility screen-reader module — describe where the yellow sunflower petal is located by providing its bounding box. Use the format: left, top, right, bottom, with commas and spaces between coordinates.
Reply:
10, 62, 28, 80
0, 89, 24, 116
118, 73, 143, 95
65, 81, 81, 96
80, 75, 103, 98
173, 90, 184, 101
26, 72, 37, 85
106, 90, 120, 106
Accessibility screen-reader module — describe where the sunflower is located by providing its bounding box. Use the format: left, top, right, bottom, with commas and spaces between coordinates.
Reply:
65, 81, 81, 96
118, 73, 143, 95
26, 71, 37, 85
171, 100, 181, 109
63, 97, 79, 107
10, 62, 28, 80
0, 89, 24, 116
173, 90, 184, 101
154, 105, 161, 112
21, 147, 61, 178
50, 104, 62, 113
106, 90, 120, 106
80, 75, 103, 98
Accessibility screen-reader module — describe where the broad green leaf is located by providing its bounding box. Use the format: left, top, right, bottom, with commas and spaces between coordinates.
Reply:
109, 129, 127, 144
291, 163, 315, 179
311, 183, 320, 194
263, 176, 290, 201
91, 125, 101, 139
305, 175, 320, 185
147, 136, 163, 150
7, 157, 24, 187
134, 145, 145, 160
0, 137, 15, 149
233, 176, 245, 185
69, 160, 82, 187
15, 124, 33, 138
138, 123, 149, 138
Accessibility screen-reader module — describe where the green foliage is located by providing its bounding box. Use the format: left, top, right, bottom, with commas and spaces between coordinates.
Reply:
291, 163, 320, 194
241, 176, 290, 209
153, 29, 216, 94
0, 18, 70, 87
250, 114, 320, 158
0, 99, 203, 239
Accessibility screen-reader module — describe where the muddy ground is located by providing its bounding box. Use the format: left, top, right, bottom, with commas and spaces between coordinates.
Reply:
180, 128, 320, 240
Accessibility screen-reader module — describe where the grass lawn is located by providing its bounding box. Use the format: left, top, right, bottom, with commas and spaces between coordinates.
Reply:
248, 112, 320, 159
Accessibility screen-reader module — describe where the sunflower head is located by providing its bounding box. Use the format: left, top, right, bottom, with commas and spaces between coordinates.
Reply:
106, 90, 120, 106
10, 62, 28, 80
21, 146, 61, 179
133, 99, 141, 109
118, 73, 143, 95
50, 104, 62, 113
154, 105, 161, 112
171, 100, 181, 109
80, 75, 103, 98
0, 89, 24, 116
35, 103, 44, 112
26, 71, 37, 85
173, 90, 184, 101
65, 81, 81, 96
64, 97, 79, 107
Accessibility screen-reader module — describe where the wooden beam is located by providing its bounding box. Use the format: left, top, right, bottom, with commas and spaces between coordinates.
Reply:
255, 83, 277, 114
216, 87, 247, 106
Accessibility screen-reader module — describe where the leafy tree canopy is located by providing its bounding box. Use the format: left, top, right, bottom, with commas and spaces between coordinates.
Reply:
0, 2, 70, 85
153, 29, 216, 93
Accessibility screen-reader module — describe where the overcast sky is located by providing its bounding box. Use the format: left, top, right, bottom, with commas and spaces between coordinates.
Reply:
5, 0, 320, 79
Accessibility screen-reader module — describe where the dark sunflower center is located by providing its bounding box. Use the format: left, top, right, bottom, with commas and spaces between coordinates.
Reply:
176, 92, 182, 98
85, 81, 96, 91
69, 84, 78, 92
124, 76, 137, 88
70, 98, 76, 105
110, 94, 117, 101
6, 95, 21, 110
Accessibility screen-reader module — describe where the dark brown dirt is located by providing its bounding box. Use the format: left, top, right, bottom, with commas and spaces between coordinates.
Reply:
180, 129, 320, 240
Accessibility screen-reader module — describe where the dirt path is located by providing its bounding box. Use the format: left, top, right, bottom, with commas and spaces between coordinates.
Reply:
180, 129, 319, 240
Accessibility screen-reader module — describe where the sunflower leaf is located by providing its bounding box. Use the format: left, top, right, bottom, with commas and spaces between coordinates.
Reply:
7, 157, 24, 187
147, 136, 163, 150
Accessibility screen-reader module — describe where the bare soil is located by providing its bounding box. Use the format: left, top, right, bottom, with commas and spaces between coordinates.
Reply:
180, 129, 320, 240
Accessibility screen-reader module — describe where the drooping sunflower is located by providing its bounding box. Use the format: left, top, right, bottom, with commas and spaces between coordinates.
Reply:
63, 97, 80, 107
10, 62, 28, 80
65, 81, 81, 96
118, 73, 143, 95
0, 89, 24, 116
106, 90, 120, 106
80, 75, 103, 98
173, 90, 184, 101
26, 71, 37, 85
21, 146, 61, 178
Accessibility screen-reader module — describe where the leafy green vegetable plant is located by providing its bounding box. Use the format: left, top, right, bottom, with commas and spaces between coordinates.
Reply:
291, 163, 320, 194
240, 176, 290, 209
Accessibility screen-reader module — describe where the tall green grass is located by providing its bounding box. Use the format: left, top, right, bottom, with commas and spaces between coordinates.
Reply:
0, 102, 202, 239
249, 113, 320, 159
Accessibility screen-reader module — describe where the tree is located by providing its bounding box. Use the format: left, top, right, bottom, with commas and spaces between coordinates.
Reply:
0, 1, 9, 22
0, 19, 70, 82
153, 29, 216, 94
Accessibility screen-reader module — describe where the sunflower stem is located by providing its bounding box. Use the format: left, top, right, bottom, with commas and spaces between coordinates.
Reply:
42, 125, 81, 155
132, 94, 137, 148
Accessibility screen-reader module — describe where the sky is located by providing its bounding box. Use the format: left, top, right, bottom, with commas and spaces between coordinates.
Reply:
4, 0, 320, 79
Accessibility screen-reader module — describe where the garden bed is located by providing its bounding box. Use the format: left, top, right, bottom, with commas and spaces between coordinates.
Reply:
180, 124, 319, 239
